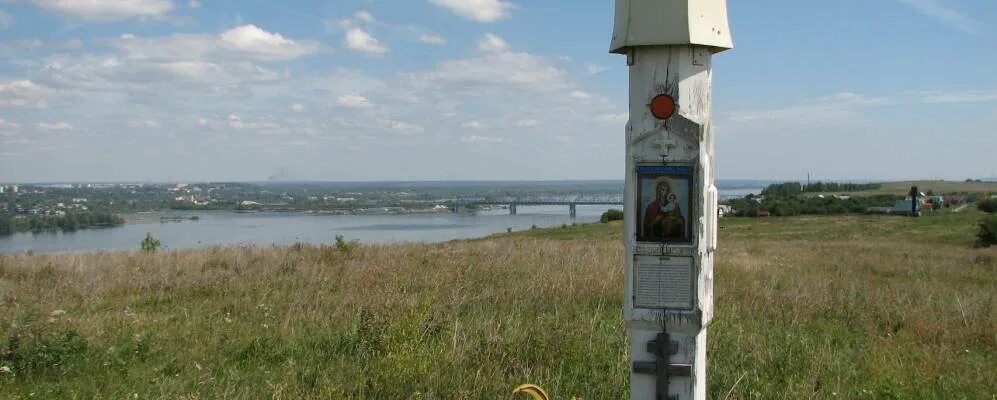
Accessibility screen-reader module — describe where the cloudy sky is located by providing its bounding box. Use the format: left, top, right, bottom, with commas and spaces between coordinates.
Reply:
0, 0, 995, 183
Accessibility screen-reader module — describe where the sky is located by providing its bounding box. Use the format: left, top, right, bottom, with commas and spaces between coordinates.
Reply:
0, 0, 995, 183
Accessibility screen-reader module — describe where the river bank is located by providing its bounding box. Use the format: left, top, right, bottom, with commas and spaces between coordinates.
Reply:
1, 213, 993, 398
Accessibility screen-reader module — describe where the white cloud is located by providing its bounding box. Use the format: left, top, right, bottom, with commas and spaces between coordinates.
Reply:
0, 10, 12, 29
896, 0, 981, 34
36, 121, 74, 131
460, 135, 503, 144
592, 113, 627, 125
729, 92, 890, 123
188, 0, 200, 8
378, 119, 424, 135
917, 90, 997, 104
570, 90, 593, 100
821, 92, 890, 106
353, 10, 374, 23
113, 25, 321, 62
0, 38, 82, 52
0, 80, 55, 108
331, 10, 376, 31
429, 0, 513, 22
405, 35, 568, 93
477, 33, 507, 52
223, 114, 285, 135
0, 25, 626, 182
127, 119, 160, 129
32, 0, 174, 21
336, 94, 374, 108
309, 69, 385, 100
418, 34, 447, 45
38, 54, 282, 92
585, 63, 608, 75
218, 25, 321, 61
344, 28, 388, 55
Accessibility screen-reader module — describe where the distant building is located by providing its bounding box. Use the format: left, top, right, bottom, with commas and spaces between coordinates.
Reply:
0, 185, 5, 194
11, 185, 18, 193
943, 195, 964, 204
867, 198, 923, 215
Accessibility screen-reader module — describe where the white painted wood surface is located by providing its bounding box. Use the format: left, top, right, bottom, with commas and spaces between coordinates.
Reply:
623, 46, 717, 400
610, 0, 733, 54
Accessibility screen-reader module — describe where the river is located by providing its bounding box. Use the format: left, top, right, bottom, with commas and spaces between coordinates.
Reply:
1, 186, 764, 254
0, 206, 612, 254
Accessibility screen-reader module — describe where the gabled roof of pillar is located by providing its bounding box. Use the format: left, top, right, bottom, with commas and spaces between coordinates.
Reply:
610, 0, 733, 54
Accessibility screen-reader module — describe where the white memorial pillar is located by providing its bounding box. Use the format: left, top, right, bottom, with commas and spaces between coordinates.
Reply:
610, 1, 732, 399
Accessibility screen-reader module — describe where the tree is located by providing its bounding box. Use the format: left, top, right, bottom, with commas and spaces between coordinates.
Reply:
976, 215, 997, 248
600, 209, 624, 223
978, 198, 997, 213
141, 233, 161, 252
0, 215, 11, 236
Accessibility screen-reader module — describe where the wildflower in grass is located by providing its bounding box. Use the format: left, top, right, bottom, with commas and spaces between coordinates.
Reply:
0, 365, 12, 374
50, 309, 66, 316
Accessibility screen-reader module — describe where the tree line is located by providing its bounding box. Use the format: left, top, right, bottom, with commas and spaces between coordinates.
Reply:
802, 181, 881, 193
760, 181, 881, 198
0, 212, 124, 235
722, 182, 896, 217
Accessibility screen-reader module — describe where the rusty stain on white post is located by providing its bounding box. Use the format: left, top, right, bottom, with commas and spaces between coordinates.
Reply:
611, 1, 732, 399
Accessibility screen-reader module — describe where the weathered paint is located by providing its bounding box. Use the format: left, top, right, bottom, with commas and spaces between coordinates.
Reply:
623, 46, 717, 400
613, 1, 731, 398
610, 0, 733, 54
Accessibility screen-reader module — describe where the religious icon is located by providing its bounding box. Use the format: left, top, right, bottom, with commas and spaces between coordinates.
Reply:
637, 166, 692, 242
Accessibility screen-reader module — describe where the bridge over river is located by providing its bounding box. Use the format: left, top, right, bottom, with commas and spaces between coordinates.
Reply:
448, 200, 623, 217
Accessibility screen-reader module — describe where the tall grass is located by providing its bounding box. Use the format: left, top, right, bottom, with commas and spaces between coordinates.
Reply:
0, 213, 994, 399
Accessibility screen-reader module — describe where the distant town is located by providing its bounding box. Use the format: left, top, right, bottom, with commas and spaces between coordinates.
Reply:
0, 181, 626, 235
2, 179, 994, 237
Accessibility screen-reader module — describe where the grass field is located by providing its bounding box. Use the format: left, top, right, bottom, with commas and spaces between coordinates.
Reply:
1, 211, 995, 399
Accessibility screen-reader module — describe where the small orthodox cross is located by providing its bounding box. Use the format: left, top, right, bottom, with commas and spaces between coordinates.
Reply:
652, 134, 677, 157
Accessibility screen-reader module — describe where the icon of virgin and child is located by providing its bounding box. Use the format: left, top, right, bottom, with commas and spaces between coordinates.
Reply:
641, 176, 688, 241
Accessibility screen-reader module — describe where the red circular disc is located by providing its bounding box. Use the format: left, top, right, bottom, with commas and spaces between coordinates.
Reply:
650, 95, 676, 119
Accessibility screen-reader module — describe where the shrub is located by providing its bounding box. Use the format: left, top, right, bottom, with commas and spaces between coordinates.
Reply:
334, 235, 358, 253
977, 198, 997, 213
975, 215, 997, 248
600, 209, 624, 223
5, 327, 88, 374
140, 233, 161, 252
